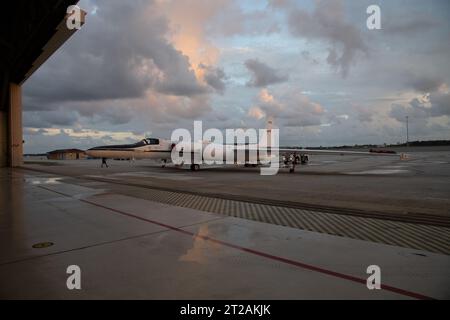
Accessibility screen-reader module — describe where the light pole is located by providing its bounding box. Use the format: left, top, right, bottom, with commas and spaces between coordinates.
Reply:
406, 116, 409, 147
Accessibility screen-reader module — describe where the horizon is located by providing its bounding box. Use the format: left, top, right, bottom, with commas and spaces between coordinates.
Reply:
24, 139, 450, 155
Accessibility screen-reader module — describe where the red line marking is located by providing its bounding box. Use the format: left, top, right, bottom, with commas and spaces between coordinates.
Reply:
39, 186, 435, 300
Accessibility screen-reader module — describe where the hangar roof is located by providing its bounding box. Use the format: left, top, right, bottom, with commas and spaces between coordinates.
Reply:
0, 0, 85, 110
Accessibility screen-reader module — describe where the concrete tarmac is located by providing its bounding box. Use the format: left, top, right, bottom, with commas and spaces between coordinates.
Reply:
1, 149, 449, 299
24, 148, 450, 216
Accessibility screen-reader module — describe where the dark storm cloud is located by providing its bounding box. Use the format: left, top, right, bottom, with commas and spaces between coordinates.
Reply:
24, 0, 207, 107
244, 59, 288, 87
24, 101, 135, 128
90, 105, 134, 125
199, 64, 227, 94
23, 96, 55, 112
286, 0, 367, 78
390, 102, 426, 122
24, 110, 79, 128
390, 91, 450, 122
429, 92, 450, 117
406, 75, 445, 93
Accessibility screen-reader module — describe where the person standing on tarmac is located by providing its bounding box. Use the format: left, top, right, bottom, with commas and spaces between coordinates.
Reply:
101, 157, 109, 168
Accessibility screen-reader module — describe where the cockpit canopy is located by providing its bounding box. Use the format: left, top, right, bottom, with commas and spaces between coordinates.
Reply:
142, 138, 160, 145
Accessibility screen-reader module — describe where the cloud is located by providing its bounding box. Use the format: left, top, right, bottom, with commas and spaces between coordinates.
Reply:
95, 106, 134, 125
267, 0, 291, 9
22, 0, 219, 139
390, 88, 450, 122
23, 98, 138, 128
286, 0, 367, 77
20, 0, 450, 153
248, 106, 266, 120
385, 16, 439, 36
406, 75, 446, 93
357, 108, 374, 123
23, 127, 147, 153
142, 91, 212, 124
429, 91, 450, 117
248, 89, 325, 127
244, 59, 288, 87
156, 0, 227, 71
24, 110, 79, 128
199, 64, 227, 94
209, 7, 280, 37
301, 50, 319, 65
24, 0, 208, 105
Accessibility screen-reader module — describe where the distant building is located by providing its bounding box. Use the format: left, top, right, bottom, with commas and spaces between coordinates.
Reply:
47, 149, 86, 160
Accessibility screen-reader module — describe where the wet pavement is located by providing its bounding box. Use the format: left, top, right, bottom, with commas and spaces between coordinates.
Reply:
23, 148, 450, 216
1, 166, 449, 299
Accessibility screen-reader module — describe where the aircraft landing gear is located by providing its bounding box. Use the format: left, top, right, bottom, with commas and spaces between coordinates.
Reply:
289, 163, 296, 173
300, 155, 309, 165
161, 159, 167, 168
190, 164, 200, 171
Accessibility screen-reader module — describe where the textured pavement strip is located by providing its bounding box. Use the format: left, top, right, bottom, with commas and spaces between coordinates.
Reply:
85, 183, 450, 255
24, 168, 450, 255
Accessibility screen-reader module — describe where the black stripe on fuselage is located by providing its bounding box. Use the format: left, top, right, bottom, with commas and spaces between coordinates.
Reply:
89, 149, 171, 153
88, 141, 147, 150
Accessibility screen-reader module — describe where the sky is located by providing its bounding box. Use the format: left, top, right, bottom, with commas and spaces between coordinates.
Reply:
23, 0, 450, 153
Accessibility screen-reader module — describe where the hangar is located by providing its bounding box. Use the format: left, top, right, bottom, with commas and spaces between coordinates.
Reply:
0, 0, 85, 167
47, 148, 86, 160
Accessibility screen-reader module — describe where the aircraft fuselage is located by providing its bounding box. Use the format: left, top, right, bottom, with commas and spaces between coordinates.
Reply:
86, 138, 173, 160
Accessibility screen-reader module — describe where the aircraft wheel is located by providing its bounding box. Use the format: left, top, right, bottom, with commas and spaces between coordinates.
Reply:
190, 164, 200, 171
301, 155, 309, 165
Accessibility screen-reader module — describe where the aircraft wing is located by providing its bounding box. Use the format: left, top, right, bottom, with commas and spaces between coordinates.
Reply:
174, 143, 408, 161
275, 148, 406, 158
228, 145, 405, 158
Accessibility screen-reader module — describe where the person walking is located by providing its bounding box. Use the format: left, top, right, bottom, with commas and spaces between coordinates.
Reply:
101, 157, 109, 168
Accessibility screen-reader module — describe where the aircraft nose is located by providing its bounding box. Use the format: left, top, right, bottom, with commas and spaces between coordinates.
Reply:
87, 147, 101, 151
85, 148, 98, 156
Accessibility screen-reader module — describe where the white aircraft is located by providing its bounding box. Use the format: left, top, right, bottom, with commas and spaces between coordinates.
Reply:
86, 137, 174, 162
86, 123, 406, 173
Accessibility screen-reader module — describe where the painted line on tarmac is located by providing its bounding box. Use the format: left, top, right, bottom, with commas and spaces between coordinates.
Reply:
39, 185, 435, 300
